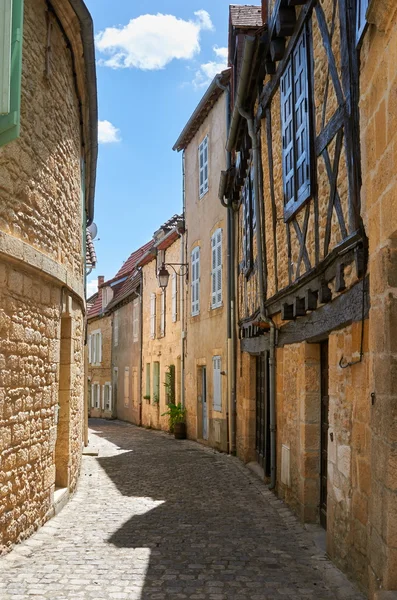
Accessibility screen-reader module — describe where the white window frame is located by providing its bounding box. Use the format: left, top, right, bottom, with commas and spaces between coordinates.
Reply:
89, 329, 102, 365
199, 135, 209, 198
211, 229, 222, 309
113, 311, 119, 347
171, 272, 177, 323
191, 247, 200, 316
91, 383, 100, 409
160, 290, 165, 337
103, 382, 112, 411
132, 298, 139, 343
0, 0, 12, 116
213, 356, 222, 412
150, 293, 156, 339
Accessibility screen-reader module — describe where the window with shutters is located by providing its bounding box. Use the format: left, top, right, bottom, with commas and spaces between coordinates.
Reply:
150, 293, 156, 339
132, 298, 139, 343
113, 311, 119, 347
160, 291, 165, 337
211, 229, 222, 309
191, 247, 200, 316
91, 383, 100, 409
199, 135, 209, 198
242, 178, 253, 275
153, 361, 160, 404
103, 383, 112, 411
213, 356, 222, 412
281, 27, 312, 221
356, 0, 369, 45
124, 367, 130, 407
0, 0, 23, 147
89, 330, 102, 365
145, 363, 151, 399
171, 273, 178, 323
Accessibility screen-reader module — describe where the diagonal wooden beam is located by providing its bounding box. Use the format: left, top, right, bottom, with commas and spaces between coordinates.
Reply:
314, 3, 344, 106
296, 203, 311, 279
292, 216, 311, 274
323, 129, 344, 257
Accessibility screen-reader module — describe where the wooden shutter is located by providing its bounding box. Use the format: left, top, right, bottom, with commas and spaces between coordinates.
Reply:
88, 334, 92, 364
281, 60, 295, 207
153, 362, 160, 403
171, 273, 177, 322
124, 367, 130, 406
191, 247, 200, 315
0, 0, 23, 146
150, 293, 156, 339
145, 363, 151, 397
293, 30, 310, 204
356, 0, 369, 45
132, 298, 139, 343
213, 356, 222, 412
211, 229, 222, 308
160, 291, 165, 337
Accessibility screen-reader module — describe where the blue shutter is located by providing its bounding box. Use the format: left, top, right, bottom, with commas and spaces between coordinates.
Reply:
0, 0, 23, 147
251, 164, 256, 231
293, 31, 310, 204
211, 230, 222, 308
243, 180, 252, 273
213, 356, 222, 412
281, 61, 295, 206
191, 247, 200, 315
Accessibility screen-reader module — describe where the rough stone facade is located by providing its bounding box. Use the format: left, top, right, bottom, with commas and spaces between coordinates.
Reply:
0, 0, 96, 552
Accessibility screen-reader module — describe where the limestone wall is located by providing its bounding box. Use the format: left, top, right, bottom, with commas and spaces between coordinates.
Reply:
87, 315, 112, 420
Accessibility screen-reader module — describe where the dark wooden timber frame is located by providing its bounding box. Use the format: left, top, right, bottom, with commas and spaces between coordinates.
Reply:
237, 0, 367, 341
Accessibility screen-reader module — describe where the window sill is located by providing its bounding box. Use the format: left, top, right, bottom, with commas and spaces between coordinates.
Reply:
199, 188, 209, 200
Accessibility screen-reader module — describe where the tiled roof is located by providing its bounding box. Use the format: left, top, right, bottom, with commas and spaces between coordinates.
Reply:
86, 230, 97, 269
113, 240, 155, 279
87, 290, 102, 319
230, 4, 262, 28
107, 272, 141, 311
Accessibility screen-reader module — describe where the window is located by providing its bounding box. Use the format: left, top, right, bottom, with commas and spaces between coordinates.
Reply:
88, 330, 102, 365
0, 0, 23, 147
132, 298, 139, 343
191, 247, 200, 316
160, 291, 165, 337
211, 229, 222, 309
213, 357, 222, 412
124, 367, 130, 407
199, 135, 209, 198
242, 179, 253, 274
113, 311, 119, 347
91, 383, 100, 409
103, 383, 112, 411
356, 0, 369, 45
281, 27, 311, 220
153, 362, 160, 404
145, 363, 151, 398
150, 293, 156, 339
171, 273, 178, 323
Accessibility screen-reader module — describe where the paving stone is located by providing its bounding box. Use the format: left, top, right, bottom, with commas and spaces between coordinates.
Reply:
0, 419, 365, 600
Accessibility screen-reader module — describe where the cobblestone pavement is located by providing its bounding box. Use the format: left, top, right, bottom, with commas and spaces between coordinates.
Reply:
0, 419, 365, 600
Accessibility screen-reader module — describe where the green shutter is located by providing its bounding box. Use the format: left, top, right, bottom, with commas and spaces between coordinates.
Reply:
0, 0, 23, 147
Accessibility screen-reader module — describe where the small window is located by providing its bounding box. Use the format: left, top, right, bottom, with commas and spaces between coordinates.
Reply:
199, 135, 209, 198
211, 229, 222, 309
213, 357, 222, 412
103, 383, 112, 411
356, 0, 369, 45
132, 298, 139, 343
89, 330, 102, 365
153, 361, 160, 404
92, 383, 100, 409
113, 311, 119, 347
150, 293, 156, 339
191, 247, 200, 316
281, 27, 311, 220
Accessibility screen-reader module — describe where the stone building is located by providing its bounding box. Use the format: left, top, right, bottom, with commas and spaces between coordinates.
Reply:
0, 0, 97, 551
218, 0, 397, 597
138, 216, 184, 432
173, 72, 230, 452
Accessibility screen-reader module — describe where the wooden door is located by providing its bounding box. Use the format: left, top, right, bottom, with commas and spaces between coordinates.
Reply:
202, 367, 208, 440
256, 352, 270, 476
320, 341, 329, 529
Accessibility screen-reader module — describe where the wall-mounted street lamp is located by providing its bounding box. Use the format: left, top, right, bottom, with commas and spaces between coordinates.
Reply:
157, 263, 188, 289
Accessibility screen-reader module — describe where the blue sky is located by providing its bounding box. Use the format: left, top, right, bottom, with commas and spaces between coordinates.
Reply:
85, 0, 235, 296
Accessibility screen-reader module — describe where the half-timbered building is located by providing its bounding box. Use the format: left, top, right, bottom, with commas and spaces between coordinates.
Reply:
220, 0, 397, 596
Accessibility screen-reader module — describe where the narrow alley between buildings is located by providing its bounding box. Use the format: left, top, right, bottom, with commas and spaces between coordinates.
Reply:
0, 420, 364, 600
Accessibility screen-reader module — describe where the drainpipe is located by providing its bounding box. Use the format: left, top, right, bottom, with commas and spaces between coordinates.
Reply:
216, 79, 236, 454
180, 151, 186, 409
228, 35, 277, 489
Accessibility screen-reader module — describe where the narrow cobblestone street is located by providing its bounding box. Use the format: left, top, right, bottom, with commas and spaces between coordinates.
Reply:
0, 420, 364, 600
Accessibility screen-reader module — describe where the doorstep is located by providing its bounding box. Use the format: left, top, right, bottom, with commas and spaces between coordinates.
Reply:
54, 487, 69, 515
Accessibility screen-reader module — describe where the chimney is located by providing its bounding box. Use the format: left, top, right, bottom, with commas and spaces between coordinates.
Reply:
261, 0, 268, 24
98, 275, 104, 288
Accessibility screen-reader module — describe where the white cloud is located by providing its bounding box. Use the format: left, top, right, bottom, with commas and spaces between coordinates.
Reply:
193, 45, 228, 89
98, 120, 121, 144
86, 279, 98, 298
96, 10, 214, 71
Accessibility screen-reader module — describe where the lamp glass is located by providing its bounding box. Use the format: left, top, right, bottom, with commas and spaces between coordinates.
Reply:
158, 265, 170, 289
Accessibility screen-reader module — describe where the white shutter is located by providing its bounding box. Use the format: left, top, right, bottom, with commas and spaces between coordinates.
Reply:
101, 385, 105, 410
211, 229, 222, 308
98, 332, 102, 364
150, 293, 156, 339
88, 334, 92, 364
91, 384, 95, 408
172, 273, 177, 323
108, 384, 112, 411
160, 291, 165, 337
213, 357, 222, 412
132, 299, 139, 343
199, 136, 209, 198
0, 0, 12, 115
191, 248, 200, 316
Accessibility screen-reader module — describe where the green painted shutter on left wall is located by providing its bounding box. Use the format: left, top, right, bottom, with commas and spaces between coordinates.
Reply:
0, 0, 23, 147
